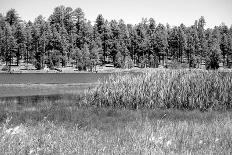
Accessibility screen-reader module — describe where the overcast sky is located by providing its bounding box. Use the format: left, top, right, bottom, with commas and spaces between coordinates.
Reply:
0, 0, 231, 28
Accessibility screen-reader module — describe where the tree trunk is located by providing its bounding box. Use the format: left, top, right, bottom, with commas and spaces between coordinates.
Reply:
17, 47, 19, 66
26, 46, 28, 65
9, 50, 12, 72
76, 59, 78, 69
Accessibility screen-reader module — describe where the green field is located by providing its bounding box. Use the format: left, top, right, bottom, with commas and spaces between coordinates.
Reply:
0, 69, 232, 155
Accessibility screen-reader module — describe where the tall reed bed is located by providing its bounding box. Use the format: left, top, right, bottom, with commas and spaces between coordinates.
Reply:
85, 69, 232, 111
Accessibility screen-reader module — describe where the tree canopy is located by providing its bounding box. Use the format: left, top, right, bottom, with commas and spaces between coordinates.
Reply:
0, 7, 232, 70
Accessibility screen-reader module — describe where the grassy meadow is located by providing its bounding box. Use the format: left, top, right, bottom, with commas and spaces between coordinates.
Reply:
1, 69, 232, 155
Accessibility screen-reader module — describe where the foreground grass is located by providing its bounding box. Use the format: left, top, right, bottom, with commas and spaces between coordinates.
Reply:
1, 108, 232, 155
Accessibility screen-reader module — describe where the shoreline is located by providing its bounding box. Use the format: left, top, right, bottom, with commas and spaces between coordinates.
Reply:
0, 83, 98, 98
0, 64, 144, 74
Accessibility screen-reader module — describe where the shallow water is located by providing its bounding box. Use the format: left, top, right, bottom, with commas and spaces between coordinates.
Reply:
0, 83, 96, 97
0, 94, 80, 112
0, 73, 111, 105
0, 86, 87, 109
0, 73, 111, 84
0, 72, 139, 106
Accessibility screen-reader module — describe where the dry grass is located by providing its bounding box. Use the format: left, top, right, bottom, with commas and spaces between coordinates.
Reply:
0, 108, 232, 155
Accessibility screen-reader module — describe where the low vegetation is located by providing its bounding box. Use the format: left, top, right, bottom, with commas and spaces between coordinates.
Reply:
0, 108, 232, 154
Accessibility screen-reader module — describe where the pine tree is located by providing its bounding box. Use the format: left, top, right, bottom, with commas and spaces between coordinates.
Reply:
197, 16, 207, 64
186, 28, 195, 67
5, 9, 20, 26
89, 41, 100, 71
24, 22, 33, 65
206, 40, 221, 69
115, 51, 123, 68
178, 24, 187, 63
14, 23, 26, 65
219, 23, 229, 66
148, 18, 157, 63
34, 15, 48, 69
205, 28, 222, 69
59, 26, 69, 67
226, 26, 232, 67
168, 26, 179, 61
64, 7, 74, 34
1, 22, 17, 69
155, 23, 168, 65
73, 8, 85, 49
49, 5, 66, 26
109, 20, 120, 64
82, 44, 90, 70
31, 24, 40, 69
192, 25, 201, 67
95, 14, 110, 63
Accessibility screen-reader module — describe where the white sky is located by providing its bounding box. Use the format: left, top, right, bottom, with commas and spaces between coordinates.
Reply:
0, 0, 231, 28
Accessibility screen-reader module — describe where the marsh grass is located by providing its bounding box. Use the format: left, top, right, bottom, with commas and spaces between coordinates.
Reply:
85, 69, 232, 111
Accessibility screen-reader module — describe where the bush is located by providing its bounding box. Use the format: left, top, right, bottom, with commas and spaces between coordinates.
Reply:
123, 56, 134, 69
189, 57, 197, 68
149, 54, 159, 68
114, 52, 123, 68
206, 48, 221, 70
166, 61, 189, 69
34, 62, 42, 70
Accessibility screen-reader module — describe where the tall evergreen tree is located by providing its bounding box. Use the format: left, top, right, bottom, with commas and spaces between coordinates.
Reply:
1, 22, 17, 68
24, 22, 33, 64
155, 23, 168, 65
197, 16, 207, 64
14, 23, 26, 65
178, 24, 187, 63
5, 9, 20, 26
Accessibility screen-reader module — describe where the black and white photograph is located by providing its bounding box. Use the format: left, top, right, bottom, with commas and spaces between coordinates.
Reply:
0, 0, 232, 154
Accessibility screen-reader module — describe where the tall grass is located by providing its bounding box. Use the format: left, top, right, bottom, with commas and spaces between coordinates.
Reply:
85, 69, 232, 111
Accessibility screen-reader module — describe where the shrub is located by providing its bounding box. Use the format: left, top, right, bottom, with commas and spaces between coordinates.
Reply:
123, 56, 134, 69
34, 62, 42, 70
206, 48, 221, 70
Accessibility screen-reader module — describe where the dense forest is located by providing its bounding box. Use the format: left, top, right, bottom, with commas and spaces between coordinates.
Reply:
0, 6, 232, 70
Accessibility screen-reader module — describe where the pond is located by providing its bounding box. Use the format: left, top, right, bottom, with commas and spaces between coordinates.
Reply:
0, 73, 111, 106
0, 73, 111, 84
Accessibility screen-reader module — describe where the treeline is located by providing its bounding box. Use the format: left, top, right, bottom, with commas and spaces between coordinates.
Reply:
0, 6, 232, 70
